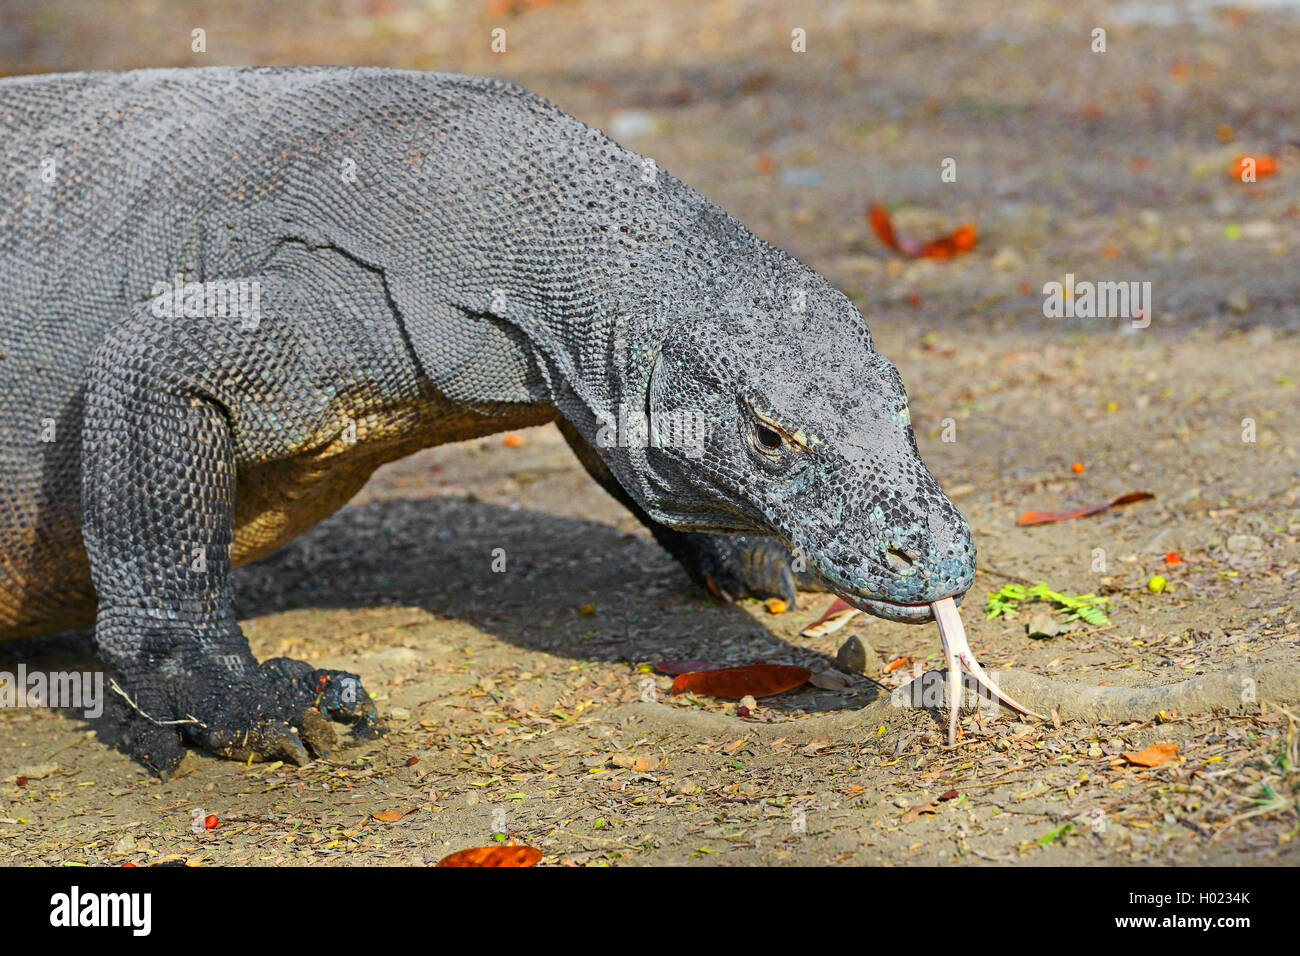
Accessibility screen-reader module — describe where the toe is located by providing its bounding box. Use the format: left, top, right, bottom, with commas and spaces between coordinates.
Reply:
296, 707, 338, 758
196, 722, 312, 766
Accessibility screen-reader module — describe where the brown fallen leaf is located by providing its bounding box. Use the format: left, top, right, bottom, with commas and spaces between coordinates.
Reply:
670, 664, 810, 699
869, 205, 977, 260
1121, 742, 1179, 767
372, 809, 405, 823
902, 800, 941, 823
1017, 491, 1155, 526
436, 845, 543, 867
610, 754, 659, 771
799, 597, 862, 638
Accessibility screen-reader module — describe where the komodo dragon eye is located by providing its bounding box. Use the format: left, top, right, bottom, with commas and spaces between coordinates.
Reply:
743, 400, 806, 465
754, 425, 783, 451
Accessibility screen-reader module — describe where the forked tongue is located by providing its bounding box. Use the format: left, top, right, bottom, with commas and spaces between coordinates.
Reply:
931, 596, 1045, 743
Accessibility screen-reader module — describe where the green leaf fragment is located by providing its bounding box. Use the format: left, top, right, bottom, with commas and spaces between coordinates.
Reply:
985, 582, 1111, 625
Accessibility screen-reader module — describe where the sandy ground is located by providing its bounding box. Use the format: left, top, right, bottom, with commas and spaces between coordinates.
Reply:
1, 0, 1298, 865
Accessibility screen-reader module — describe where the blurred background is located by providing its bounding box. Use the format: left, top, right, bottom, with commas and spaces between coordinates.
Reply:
3, 0, 1298, 333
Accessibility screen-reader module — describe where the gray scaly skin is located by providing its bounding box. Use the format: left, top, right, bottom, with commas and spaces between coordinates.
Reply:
0, 67, 974, 774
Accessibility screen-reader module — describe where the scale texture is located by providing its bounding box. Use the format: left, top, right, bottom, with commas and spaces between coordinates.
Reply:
0, 67, 974, 771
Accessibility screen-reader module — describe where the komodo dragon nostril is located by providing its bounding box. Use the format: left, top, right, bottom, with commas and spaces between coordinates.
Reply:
886, 546, 917, 573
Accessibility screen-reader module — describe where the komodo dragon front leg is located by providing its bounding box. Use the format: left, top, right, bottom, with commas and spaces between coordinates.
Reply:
557, 422, 824, 606
81, 265, 386, 775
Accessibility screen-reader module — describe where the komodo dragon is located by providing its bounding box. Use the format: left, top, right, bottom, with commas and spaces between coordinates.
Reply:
0, 67, 976, 774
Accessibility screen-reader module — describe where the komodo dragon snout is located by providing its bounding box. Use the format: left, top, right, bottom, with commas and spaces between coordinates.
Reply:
631, 280, 976, 624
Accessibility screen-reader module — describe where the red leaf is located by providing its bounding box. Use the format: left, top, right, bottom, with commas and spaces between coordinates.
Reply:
869, 205, 977, 260
436, 845, 543, 867
1017, 491, 1154, 526
669, 664, 810, 699
799, 597, 861, 638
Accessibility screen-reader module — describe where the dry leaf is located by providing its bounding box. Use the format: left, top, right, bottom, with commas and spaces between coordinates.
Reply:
869, 205, 977, 260
436, 845, 543, 867
1018, 491, 1155, 526
800, 597, 861, 637
1121, 742, 1179, 767
1228, 154, 1279, 180
901, 800, 940, 823
670, 664, 810, 699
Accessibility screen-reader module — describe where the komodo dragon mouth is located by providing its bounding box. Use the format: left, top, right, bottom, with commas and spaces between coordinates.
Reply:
836, 591, 961, 624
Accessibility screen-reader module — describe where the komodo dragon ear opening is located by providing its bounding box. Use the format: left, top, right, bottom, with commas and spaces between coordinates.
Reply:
645, 348, 666, 426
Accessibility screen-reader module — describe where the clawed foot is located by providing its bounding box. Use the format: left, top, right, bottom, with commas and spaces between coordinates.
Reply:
97, 657, 384, 777
680, 534, 825, 609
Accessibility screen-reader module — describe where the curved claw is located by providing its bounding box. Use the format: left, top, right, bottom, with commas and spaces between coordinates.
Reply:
687, 536, 806, 609
932, 597, 1045, 743
199, 721, 312, 766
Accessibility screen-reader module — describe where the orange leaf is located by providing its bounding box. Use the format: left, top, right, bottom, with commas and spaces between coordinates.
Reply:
1121, 743, 1179, 768
868, 205, 899, 251
1017, 491, 1154, 526
669, 664, 810, 699
885, 657, 909, 673
1229, 154, 1279, 180
436, 845, 543, 867
372, 809, 405, 823
868, 205, 977, 260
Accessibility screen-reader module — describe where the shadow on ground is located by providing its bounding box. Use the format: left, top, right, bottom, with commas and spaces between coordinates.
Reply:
0, 496, 879, 725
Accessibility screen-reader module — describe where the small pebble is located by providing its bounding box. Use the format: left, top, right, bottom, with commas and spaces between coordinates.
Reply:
835, 634, 876, 673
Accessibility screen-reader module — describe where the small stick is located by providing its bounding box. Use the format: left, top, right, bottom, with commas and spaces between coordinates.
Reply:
109, 679, 207, 728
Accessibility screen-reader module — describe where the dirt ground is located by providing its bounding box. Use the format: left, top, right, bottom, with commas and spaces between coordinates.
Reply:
1, 0, 1298, 866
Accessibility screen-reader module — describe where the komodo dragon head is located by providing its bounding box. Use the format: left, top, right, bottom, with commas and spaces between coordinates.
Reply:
610, 251, 975, 625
